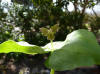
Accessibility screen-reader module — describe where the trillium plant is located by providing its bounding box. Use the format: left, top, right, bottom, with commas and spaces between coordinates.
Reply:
0, 25, 100, 74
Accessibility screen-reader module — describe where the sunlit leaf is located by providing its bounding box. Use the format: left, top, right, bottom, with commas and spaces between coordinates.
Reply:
43, 41, 64, 51
1, 29, 100, 71
45, 29, 100, 71
0, 40, 47, 54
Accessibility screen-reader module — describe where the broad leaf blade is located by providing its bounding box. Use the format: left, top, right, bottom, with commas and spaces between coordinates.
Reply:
46, 51, 95, 71
45, 29, 100, 71
43, 41, 64, 51
0, 40, 47, 54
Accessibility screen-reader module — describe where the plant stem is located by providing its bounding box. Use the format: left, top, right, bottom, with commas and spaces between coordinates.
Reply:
50, 40, 54, 52
50, 40, 55, 74
50, 69, 55, 74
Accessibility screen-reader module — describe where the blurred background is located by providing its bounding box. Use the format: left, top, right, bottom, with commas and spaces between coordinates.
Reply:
0, 0, 100, 74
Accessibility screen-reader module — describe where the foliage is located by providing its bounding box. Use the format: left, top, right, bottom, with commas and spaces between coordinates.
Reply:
1, 0, 100, 45
0, 40, 46, 54
46, 29, 100, 71
0, 29, 100, 72
40, 24, 59, 41
0, 4, 11, 42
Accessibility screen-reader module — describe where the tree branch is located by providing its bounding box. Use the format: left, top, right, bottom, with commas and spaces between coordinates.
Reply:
81, 0, 88, 15
92, 7, 98, 18
73, 0, 78, 12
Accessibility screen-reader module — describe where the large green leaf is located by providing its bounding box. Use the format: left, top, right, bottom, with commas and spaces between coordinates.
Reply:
45, 29, 100, 71
0, 40, 46, 54
0, 29, 100, 71
43, 41, 64, 51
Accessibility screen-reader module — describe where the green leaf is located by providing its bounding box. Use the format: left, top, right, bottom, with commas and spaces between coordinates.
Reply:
47, 30, 55, 41
51, 24, 59, 34
1, 29, 100, 71
0, 40, 47, 54
40, 24, 59, 41
43, 41, 64, 51
45, 29, 100, 71
40, 27, 48, 36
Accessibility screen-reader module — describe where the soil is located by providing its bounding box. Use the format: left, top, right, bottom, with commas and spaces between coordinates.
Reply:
0, 54, 100, 74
